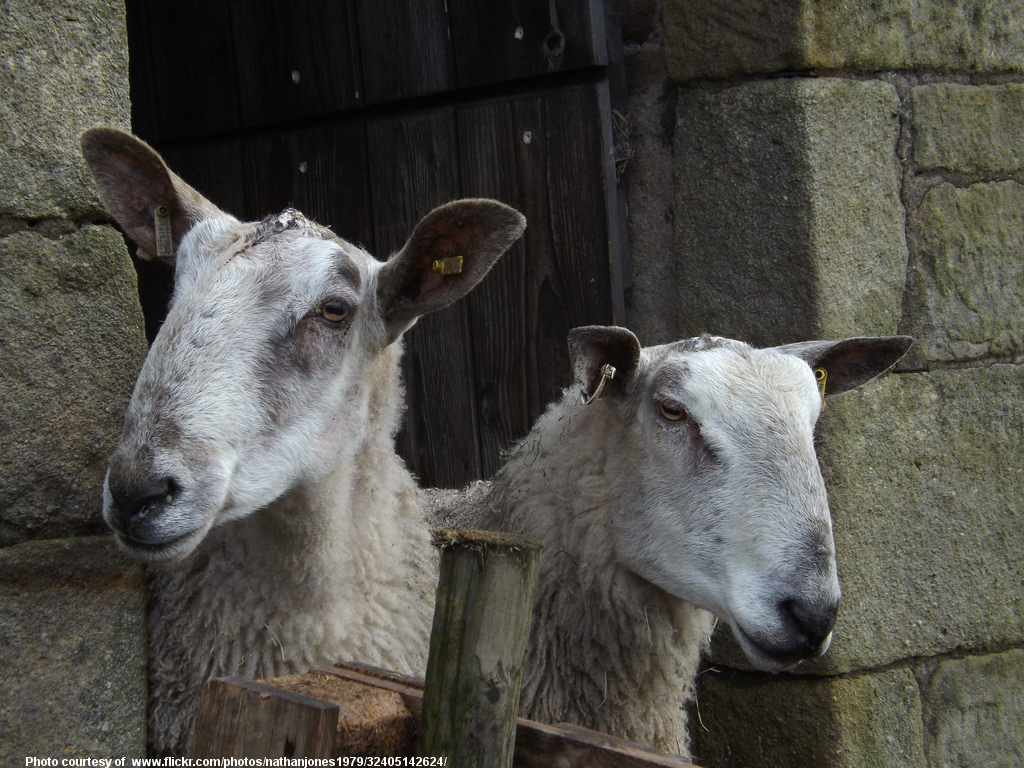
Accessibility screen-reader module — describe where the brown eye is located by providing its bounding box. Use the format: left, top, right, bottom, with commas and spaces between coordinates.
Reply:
658, 403, 686, 422
318, 300, 348, 323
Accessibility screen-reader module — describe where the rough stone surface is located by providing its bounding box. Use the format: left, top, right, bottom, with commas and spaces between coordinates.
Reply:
0, 0, 129, 218
0, 536, 146, 760
919, 649, 1024, 767
0, 226, 147, 545
916, 181, 1024, 363
674, 77, 905, 346
691, 666, 926, 768
665, 0, 1024, 82
622, 44, 679, 345
819, 367, 1023, 672
913, 84, 1024, 173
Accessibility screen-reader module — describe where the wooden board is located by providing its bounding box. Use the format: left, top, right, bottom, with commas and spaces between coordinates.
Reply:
197, 664, 704, 767
449, 0, 607, 86
190, 678, 338, 759
125, 1, 625, 487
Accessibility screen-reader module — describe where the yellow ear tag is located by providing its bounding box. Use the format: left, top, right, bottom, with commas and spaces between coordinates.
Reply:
814, 367, 827, 412
432, 254, 464, 276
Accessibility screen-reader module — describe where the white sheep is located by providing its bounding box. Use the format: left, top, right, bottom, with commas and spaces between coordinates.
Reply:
82, 127, 525, 755
84, 127, 911, 758
430, 326, 910, 754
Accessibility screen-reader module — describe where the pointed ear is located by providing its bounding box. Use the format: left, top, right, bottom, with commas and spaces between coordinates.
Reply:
376, 199, 526, 343
81, 126, 226, 264
567, 326, 643, 401
771, 336, 913, 395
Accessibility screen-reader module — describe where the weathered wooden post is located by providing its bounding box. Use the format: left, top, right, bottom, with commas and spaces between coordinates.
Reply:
417, 528, 541, 767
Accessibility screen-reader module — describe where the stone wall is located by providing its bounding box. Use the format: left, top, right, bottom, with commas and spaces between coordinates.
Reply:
622, 0, 1024, 766
0, 0, 148, 761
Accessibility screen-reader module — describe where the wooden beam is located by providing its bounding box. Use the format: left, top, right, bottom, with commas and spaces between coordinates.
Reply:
416, 529, 542, 766
189, 678, 337, 759
195, 665, 701, 767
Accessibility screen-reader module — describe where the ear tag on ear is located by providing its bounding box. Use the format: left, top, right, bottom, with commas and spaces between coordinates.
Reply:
154, 204, 173, 261
814, 367, 827, 412
582, 363, 616, 405
432, 254, 464, 276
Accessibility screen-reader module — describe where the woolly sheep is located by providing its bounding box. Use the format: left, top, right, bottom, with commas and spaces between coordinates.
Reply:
84, 127, 910, 758
431, 326, 911, 753
82, 127, 525, 755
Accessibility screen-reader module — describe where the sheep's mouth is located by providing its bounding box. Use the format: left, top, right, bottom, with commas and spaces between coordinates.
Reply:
114, 524, 209, 563
731, 624, 831, 672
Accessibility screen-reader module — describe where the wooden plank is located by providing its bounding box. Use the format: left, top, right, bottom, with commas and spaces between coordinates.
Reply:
124, 0, 157, 140
453, 85, 625, 477
131, 0, 241, 142
453, 98, 535, 477
241, 122, 374, 248
417, 530, 541, 765
355, 0, 456, 105
230, 0, 363, 126
268, 671, 416, 757
365, 108, 482, 488
190, 678, 338, 759
449, 0, 607, 87
313, 664, 702, 767
161, 141, 248, 218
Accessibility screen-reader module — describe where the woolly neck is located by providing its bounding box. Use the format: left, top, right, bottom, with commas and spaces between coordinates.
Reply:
467, 387, 715, 754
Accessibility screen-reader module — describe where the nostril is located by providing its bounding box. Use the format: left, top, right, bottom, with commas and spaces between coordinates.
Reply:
108, 474, 177, 532
780, 596, 838, 650
132, 476, 175, 520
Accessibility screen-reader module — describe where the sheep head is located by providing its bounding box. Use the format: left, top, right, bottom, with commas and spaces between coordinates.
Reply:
82, 127, 525, 562
569, 326, 911, 671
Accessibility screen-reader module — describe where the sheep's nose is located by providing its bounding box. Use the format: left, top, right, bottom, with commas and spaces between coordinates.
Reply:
105, 467, 176, 539
779, 595, 839, 652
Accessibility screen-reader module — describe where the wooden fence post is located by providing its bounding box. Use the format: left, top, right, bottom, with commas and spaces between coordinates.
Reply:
416, 528, 541, 767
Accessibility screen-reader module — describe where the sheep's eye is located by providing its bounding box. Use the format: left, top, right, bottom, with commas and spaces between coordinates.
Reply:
318, 300, 349, 323
658, 403, 687, 422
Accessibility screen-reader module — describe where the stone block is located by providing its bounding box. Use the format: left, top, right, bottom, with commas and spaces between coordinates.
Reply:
673, 77, 905, 346
920, 649, 1024, 767
0, 0, 129, 218
913, 84, 1024, 173
916, 181, 1024, 363
0, 225, 147, 545
819, 367, 1024, 671
622, 45, 678, 344
665, 0, 1024, 82
0, 536, 146, 760
691, 666, 926, 768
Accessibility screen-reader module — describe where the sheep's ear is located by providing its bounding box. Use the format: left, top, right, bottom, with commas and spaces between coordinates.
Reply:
81, 126, 225, 264
376, 199, 526, 344
771, 336, 913, 395
568, 326, 642, 401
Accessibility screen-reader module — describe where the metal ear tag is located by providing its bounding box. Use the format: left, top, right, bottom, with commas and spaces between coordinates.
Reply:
582, 363, 616, 405
814, 367, 827, 412
154, 204, 173, 261
432, 254, 464, 276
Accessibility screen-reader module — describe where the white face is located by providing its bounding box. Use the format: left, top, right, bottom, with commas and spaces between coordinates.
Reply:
613, 338, 841, 671
102, 211, 389, 561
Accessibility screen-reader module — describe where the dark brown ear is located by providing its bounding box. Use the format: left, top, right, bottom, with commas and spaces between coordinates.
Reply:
771, 336, 913, 395
567, 326, 643, 401
81, 126, 226, 263
376, 198, 526, 344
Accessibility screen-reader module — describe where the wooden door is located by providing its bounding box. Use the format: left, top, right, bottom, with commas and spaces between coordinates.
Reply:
127, 0, 625, 487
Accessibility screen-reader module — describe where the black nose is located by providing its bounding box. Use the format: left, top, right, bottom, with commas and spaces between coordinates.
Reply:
780, 596, 839, 651
106, 469, 176, 539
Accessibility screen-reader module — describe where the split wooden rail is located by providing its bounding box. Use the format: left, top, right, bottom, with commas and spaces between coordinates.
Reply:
189, 529, 699, 767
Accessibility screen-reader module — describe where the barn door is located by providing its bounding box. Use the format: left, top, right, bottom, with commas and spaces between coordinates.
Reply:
127, 0, 626, 488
